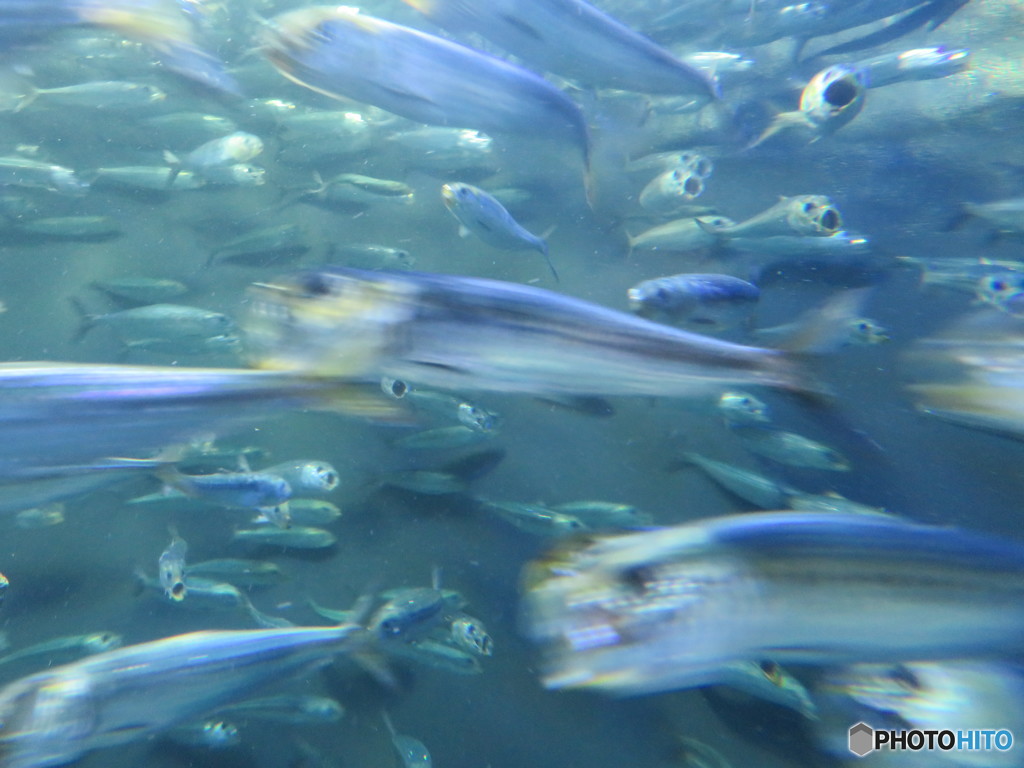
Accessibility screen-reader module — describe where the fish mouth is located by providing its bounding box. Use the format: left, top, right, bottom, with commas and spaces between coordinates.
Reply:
440, 184, 456, 206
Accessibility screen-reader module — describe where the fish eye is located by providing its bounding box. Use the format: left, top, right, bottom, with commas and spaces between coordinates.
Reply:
803, 202, 815, 212
298, 272, 333, 298
823, 78, 858, 108
991, 279, 1007, 292
671, 170, 682, 181
760, 661, 783, 685
655, 287, 671, 301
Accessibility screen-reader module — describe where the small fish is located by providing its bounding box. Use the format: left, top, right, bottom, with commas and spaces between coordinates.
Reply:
91, 277, 188, 306
703, 196, 843, 240
379, 470, 467, 496
550, 501, 653, 528
72, 303, 237, 346
158, 527, 189, 603
166, 720, 240, 749
716, 391, 772, 426
523, 511, 1024, 695
962, 197, 1024, 235
478, 499, 589, 537
192, 164, 266, 187
286, 499, 342, 526
751, 65, 868, 147
185, 559, 287, 588
231, 526, 337, 550
385, 128, 497, 175
213, 694, 344, 724
332, 244, 415, 271
303, 173, 415, 209
627, 274, 759, 328
259, 461, 339, 495
724, 230, 871, 261
17, 80, 165, 111
442, 182, 558, 281
383, 712, 432, 768
449, 615, 494, 657
277, 111, 373, 162
681, 452, 790, 510
0, 632, 122, 670
638, 166, 706, 216
370, 586, 466, 641
161, 470, 293, 512
730, 426, 851, 471
786, 491, 892, 518
166, 132, 263, 181
90, 166, 204, 191
209, 224, 309, 267
977, 273, 1024, 316
13, 503, 64, 529
627, 216, 734, 255
137, 572, 250, 612
0, 156, 88, 196
856, 46, 970, 88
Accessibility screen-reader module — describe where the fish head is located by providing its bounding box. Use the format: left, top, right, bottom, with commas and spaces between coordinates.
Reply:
441, 182, 477, 213
299, 462, 340, 492
800, 65, 867, 132
977, 273, 1024, 316
717, 391, 771, 425
82, 632, 124, 654
784, 195, 842, 235
244, 268, 420, 375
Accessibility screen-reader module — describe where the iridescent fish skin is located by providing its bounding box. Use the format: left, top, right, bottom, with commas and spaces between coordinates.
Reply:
0, 363, 391, 481
0, 626, 370, 768
260, 7, 589, 167
245, 268, 815, 400
402, 0, 718, 99
524, 512, 1024, 695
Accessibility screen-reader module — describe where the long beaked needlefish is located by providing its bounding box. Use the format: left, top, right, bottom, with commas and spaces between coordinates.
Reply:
244, 268, 818, 399
401, 0, 718, 99
0, 625, 370, 768
260, 7, 589, 166
522, 511, 1024, 696
0, 363, 392, 479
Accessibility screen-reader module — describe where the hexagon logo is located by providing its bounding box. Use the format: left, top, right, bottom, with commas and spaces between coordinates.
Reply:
849, 722, 875, 757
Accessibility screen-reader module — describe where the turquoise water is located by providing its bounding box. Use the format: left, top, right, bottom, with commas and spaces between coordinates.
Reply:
0, 1, 1023, 767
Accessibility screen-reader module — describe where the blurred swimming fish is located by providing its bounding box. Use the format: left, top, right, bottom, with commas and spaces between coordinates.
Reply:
0, 363, 396, 480
523, 511, 1024, 695
245, 268, 830, 400
0, 625, 370, 768
856, 46, 970, 88
261, 7, 590, 175
401, 0, 717, 99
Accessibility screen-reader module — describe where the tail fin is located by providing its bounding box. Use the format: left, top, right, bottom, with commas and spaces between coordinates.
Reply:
747, 110, 812, 150
69, 297, 98, 343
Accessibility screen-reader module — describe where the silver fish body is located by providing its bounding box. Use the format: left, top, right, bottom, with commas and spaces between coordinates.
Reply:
0, 363, 379, 480
523, 512, 1024, 695
0, 626, 369, 768
244, 268, 811, 400
261, 7, 589, 165
857, 46, 970, 88
711, 195, 843, 239
402, 0, 717, 99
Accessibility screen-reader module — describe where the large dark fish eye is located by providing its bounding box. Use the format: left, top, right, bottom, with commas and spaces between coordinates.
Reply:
823, 78, 858, 109
298, 272, 333, 298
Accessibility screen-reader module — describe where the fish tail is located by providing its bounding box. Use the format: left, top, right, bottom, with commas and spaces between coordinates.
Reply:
162, 151, 182, 188
69, 297, 97, 343
538, 240, 560, 283
13, 86, 39, 114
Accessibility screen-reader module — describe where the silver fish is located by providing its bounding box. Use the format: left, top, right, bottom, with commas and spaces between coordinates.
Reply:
231, 526, 337, 550
752, 65, 868, 147
441, 182, 558, 280
244, 268, 819, 400
165, 720, 240, 749
258, 460, 339, 495
158, 528, 188, 603
856, 46, 970, 88
401, 0, 717, 99
627, 216, 734, 254
212, 694, 343, 724
0, 363, 394, 480
705, 195, 843, 239
261, 7, 589, 169
523, 511, 1024, 695
0, 625, 369, 768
